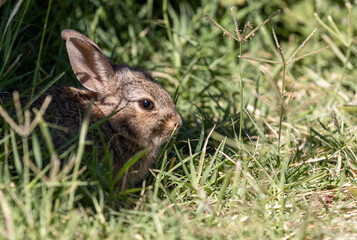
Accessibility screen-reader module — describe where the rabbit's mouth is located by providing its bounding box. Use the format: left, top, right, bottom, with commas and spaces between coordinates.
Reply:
159, 126, 180, 144
146, 128, 177, 148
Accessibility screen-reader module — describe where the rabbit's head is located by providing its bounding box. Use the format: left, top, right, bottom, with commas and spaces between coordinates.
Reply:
61, 30, 182, 149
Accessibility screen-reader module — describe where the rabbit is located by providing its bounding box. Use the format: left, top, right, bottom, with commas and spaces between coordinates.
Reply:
16, 29, 182, 188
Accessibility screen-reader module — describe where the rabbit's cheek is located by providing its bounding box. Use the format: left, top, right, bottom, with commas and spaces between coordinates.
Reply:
99, 97, 127, 116
109, 114, 140, 139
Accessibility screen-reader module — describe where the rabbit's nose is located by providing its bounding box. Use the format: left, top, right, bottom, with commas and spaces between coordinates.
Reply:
175, 113, 182, 128
170, 113, 182, 130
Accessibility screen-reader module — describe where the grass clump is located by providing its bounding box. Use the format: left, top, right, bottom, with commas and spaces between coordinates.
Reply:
0, 0, 357, 239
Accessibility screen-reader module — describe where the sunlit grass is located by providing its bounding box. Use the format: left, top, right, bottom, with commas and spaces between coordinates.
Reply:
0, 0, 356, 239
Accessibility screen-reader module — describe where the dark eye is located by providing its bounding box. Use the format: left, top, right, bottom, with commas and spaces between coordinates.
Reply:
139, 99, 155, 111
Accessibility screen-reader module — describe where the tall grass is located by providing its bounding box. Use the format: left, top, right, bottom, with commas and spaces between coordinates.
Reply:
0, 0, 357, 239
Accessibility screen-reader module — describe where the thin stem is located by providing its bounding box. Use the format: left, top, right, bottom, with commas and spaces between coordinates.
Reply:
346, 2, 352, 41
238, 55, 281, 65
314, 13, 348, 47
238, 43, 244, 157
31, 0, 52, 100
277, 65, 286, 155
68, 101, 92, 210
271, 21, 285, 65
163, 0, 173, 43
23, 136, 34, 228
327, 16, 347, 45
230, 7, 241, 41
243, 9, 281, 42
204, 13, 240, 42
286, 46, 329, 64
287, 28, 317, 63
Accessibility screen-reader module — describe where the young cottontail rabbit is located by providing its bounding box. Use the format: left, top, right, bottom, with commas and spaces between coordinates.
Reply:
34, 30, 182, 188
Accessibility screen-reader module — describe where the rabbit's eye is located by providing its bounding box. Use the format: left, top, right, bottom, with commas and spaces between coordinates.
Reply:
139, 99, 154, 111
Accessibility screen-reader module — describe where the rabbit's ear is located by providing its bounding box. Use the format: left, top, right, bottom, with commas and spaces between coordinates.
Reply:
62, 30, 115, 93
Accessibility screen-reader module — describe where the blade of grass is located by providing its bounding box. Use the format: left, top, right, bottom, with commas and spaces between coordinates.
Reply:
31, 0, 53, 99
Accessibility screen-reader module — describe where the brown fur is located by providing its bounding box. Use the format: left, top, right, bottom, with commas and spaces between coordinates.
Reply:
25, 30, 182, 188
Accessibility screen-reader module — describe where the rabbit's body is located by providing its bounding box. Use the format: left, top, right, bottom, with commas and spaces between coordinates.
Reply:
4, 30, 182, 188
34, 85, 160, 186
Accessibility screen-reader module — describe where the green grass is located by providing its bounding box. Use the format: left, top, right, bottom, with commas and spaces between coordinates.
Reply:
1, 0, 357, 239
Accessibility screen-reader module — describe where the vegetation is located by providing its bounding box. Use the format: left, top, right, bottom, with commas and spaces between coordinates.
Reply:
0, 0, 356, 238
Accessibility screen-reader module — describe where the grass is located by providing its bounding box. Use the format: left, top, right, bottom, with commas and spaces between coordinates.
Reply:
1, 0, 357, 239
